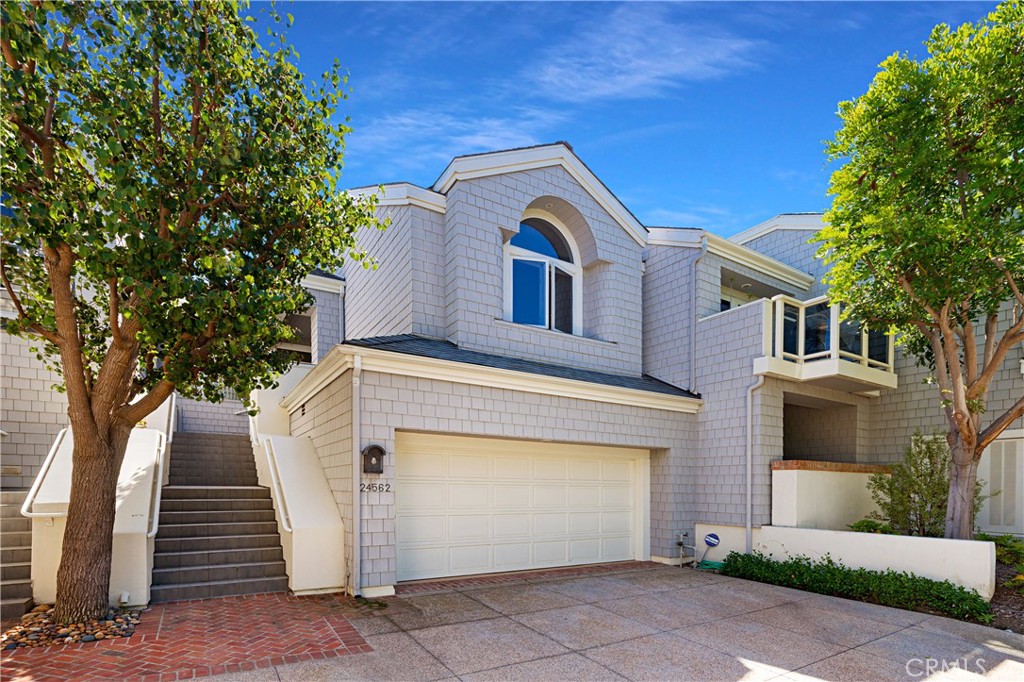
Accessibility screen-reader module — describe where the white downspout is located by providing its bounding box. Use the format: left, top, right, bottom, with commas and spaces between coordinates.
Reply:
746, 374, 765, 553
351, 354, 362, 596
690, 236, 709, 393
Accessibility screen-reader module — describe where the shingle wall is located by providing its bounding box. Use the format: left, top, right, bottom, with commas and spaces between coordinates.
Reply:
642, 246, 699, 390
175, 397, 248, 435
344, 205, 415, 340
292, 369, 699, 590
783, 403, 858, 462
696, 252, 803, 320
742, 229, 828, 298
442, 166, 645, 375
310, 287, 344, 361
0, 330, 67, 489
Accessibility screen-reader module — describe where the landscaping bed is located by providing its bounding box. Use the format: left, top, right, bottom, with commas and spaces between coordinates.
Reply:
0, 604, 140, 650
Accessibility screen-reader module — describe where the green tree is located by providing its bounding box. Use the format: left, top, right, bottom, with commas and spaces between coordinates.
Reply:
1, 1, 382, 622
819, 1, 1024, 540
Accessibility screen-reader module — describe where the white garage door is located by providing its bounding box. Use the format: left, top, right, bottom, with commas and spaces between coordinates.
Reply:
395, 432, 649, 582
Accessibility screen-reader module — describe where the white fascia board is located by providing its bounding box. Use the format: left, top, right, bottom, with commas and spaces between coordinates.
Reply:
432, 145, 647, 248
282, 344, 702, 415
647, 229, 814, 291
348, 183, 446, 214
302, 274, 345, 295
730, 214, 824, 245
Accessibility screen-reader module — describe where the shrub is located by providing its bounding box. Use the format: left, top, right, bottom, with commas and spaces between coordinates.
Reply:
868, 431, 988, 537
720, 551, 992, 622
976, 533, 1024, 567
849, 519, 894, 534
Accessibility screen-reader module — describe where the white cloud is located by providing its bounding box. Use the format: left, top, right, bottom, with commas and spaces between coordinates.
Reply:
528, 4, 760, 103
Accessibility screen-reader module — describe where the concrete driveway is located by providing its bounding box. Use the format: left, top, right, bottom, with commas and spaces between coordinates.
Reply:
218, 564, 1024, 682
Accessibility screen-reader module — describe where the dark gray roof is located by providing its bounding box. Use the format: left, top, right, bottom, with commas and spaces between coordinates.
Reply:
346, 335, 698, 399
310, 269, 344, 281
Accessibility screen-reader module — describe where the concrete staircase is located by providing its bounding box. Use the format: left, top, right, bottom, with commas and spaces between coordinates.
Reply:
152, 432, 288, 603
1, 490, 33, 620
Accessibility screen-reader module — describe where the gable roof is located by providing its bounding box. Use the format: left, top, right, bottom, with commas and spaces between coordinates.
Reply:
729, 213, 824, 245
431, 142, 648, 247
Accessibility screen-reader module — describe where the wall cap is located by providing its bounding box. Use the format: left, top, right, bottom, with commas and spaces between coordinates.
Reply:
771, 459, 892, 474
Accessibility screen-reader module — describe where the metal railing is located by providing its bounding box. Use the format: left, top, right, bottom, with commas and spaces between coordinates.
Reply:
262, 438, 293, 533
766, 294, 895, 372
146, 431, 168, 538
21, 428, 69, 518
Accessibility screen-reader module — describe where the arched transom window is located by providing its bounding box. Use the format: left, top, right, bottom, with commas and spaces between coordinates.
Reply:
503, 215, 582, 335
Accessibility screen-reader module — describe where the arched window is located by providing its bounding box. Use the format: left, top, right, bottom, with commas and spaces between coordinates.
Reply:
503, 215, 582, 335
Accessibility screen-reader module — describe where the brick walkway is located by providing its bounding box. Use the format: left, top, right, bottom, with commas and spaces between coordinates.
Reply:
0, 593, 371, 682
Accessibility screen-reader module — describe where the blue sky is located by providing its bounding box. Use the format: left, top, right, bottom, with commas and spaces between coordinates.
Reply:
279, 1, 995, 237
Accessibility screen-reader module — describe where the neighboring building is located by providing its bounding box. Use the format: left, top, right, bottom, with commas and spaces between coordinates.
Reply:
1, 142, 1021, 600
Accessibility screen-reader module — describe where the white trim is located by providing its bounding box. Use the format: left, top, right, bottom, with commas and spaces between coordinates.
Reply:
492, 319, 617, 348
647, 228, 814, 291
432, 145, 647, 247
302, 274, 345, 295
729, 214, 824, 245
360, 585, 396, 598
348, 183, 446, 214
281, 344, 702, 415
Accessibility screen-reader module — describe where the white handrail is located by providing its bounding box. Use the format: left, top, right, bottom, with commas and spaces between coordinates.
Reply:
21, 428, 69, 518
166, 393, 177, 444
263, 438, 293, 533
146, 431, 168, 538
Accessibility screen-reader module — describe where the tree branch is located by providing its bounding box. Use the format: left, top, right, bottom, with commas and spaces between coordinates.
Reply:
108, 278, 123, 345
117, 379, 175, 426
979, 394, 1024, 452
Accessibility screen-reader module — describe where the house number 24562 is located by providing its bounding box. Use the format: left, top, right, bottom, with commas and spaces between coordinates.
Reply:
360, 483, 391, 493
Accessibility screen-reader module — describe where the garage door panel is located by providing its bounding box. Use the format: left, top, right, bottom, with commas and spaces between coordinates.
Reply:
449, 515, 490, 541
401, 452, 446, 478
451, 545, 491, 572
397, 436, 644, 582
449, 484, 489, 508
400, 482, 446, 510
493, 485, 530, 508
534, 459, 567, 480
570, 460, 602, 481
570, 538, 601, 562
493, 514, 530, 537
494, 457, 530, 479
451, 454, 490, 478
534, 541, 568, 564
533, 486, 567, 507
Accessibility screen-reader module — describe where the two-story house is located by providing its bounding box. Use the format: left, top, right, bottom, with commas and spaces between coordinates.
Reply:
2, 141, 1021, 607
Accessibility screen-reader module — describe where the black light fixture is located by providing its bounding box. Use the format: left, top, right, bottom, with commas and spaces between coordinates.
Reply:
361, 444, 385, 474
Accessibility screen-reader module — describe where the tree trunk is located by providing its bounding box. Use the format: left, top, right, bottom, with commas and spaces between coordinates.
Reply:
52, 425, 133, 624
945, 442, 979, 540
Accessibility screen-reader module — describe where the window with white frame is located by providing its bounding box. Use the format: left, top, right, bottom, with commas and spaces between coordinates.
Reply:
503, 215, 582, 335
277, 311, 313, 363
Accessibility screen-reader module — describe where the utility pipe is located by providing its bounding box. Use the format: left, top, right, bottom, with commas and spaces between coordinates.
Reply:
745, 374, 765, 553
351, 354, 363, 596
689, 236, 709, 393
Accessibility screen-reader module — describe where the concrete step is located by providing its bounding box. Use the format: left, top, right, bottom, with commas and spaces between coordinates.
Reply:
160, 497, 274, 512
156, 521, 279, 539
1, 579, 32, 600
154, 546, 284, 569
2, 531, 31, 547
1, 562, 30, 582
0, 596, 33, 621
0, 491, 28, 506
1, 516, 31, 533
0, 547, 31, 564
151, 560, 287, 586
158, 509, 276, 525
149, 575, 288, 603
161, 486, 271, 500
167, 476, 260, 487
155, 534, 282, 554
1, 503, 26, 519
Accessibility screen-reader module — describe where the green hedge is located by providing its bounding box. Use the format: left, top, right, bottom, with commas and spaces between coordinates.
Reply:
720, 551, 992, 622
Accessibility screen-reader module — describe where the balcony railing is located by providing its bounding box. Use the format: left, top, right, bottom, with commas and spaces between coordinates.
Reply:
753, 295, 897, 391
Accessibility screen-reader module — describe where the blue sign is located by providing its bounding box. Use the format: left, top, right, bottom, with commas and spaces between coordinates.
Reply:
704, 533, 720, 547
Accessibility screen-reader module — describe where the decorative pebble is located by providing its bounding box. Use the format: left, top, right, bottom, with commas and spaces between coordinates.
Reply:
0, 605, 141, 651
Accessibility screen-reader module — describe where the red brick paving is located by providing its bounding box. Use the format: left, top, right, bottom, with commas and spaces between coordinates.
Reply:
0, 592, 370, 682
395, 560, 665, 594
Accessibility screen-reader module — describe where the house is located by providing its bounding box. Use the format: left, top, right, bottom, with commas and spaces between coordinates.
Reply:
1, 142, 1021, 606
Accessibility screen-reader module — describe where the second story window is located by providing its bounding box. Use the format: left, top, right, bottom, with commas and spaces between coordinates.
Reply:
504, 217, 582, 335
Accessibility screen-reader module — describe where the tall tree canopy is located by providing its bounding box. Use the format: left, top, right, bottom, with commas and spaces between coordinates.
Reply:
818, 1, 1023, 539
1, 0, 381, 622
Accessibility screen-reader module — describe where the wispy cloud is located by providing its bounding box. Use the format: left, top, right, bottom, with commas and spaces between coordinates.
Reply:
347, 105, 567, 181
527, 5, 761, 103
